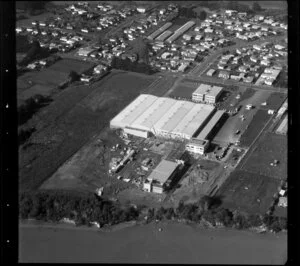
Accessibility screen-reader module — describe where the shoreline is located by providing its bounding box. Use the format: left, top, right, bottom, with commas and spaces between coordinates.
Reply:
19, 218, 286, 236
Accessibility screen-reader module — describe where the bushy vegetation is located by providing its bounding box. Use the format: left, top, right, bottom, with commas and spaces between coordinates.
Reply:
18, 127, 36, 146
18, 95, 53, 125
146, 196, 287, 233
19, 40, 51, 67
19, 190, 140, 227
19, 191, 286, 233
111, 57, 157, 75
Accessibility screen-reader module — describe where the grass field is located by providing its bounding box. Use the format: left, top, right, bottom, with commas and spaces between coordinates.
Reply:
168, 84, 196, 99
19, 71, 156, 191
216, 169, 280, 214
240, 132, 287, 180
239, 109, 271, 147
48, 59, 95, 75
143, 75, 177, 97
260, 92, 287, 111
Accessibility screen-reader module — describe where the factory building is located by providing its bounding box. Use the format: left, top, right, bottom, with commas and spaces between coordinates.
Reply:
192, 84, 223, 104
110, 94, 215, 140
147, 22, 172, 40
185, 139, 209, 155
166, 21, 196, 43
185, 110, 225, 155
195, 110, 225, 141
143, 159, 179, 193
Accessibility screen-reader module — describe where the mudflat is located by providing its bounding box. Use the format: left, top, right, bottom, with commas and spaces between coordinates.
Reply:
19, 221, 287, 264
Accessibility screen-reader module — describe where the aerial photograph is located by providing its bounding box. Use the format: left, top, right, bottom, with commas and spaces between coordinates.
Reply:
17, 0, 287, 264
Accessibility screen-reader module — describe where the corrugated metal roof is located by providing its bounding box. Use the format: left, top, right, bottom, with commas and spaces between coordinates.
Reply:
110, 94, 157, 128
147, 159, 178, 184
153, 100, 185, 132
196, 110, 224, 140
161, 101, 194, 132
172, 104, 215, 138
131, 97, 176, 131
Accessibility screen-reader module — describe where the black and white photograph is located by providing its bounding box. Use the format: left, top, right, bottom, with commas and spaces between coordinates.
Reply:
3, 0, 294, 264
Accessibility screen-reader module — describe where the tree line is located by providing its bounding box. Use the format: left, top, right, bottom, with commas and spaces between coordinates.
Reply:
111, 56, 157, 75
19, 190, 140, 227
19, 191, 287, 233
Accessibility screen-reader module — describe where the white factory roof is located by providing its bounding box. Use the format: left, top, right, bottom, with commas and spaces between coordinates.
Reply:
131, 97, 176, 131
110, 94, 157, 128
147, 159, 178, 185
110, 94, 215, 139
193, 84, 223, 97
172, 104, 215, 138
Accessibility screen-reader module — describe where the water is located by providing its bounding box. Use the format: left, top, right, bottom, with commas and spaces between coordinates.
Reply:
19, 221, 287, 264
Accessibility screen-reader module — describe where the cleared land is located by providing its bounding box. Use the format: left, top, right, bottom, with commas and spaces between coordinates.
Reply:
216, 170, 280, 214
241, 132, 287, 180
19, 71, 156, 191
239, 109, 271, 147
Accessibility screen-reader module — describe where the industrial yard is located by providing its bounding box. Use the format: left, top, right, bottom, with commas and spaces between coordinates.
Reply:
17, 1, 287, 221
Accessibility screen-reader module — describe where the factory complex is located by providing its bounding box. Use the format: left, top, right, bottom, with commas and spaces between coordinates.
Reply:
110, 94, 217, 140
143, 159, 179, 194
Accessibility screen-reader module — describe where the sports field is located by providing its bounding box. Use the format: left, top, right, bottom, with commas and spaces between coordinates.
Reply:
217, 169, 280, 214
240, 132, 287, 180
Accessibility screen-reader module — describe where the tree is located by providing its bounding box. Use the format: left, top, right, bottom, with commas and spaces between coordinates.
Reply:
68, 70, 80, 82
252, 2, 262, 12
199, 10, 207, 21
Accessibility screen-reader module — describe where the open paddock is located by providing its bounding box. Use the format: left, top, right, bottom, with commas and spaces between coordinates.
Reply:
216, 169, 280, 214
19, 72, 156, 191
168, 84, 196, 99
240, 132, 287, 180
261, 92, 287, 111
239, 109, 271, 147
48, 58, 95, 75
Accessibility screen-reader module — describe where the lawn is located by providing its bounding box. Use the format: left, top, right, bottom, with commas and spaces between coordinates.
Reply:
239, 109, 271, 147
19, 71, 156, 191
216, 169, 280, 214
240, 132, 287, 180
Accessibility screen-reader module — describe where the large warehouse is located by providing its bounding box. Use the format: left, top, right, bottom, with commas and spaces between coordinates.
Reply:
110, 94, 215, 140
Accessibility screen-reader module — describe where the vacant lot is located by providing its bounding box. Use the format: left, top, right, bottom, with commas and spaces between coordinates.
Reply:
239, 109, 271, 147
240, 132, 287, 180
216, 170, 280, 214
48, 59, 95, 74
19, 72, 156, 191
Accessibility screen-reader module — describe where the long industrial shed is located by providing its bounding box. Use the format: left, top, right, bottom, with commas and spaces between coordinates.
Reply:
110, 94, 215, 140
